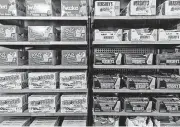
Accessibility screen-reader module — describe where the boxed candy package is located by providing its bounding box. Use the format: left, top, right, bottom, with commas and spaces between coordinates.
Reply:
158, 29, 180, 41
28, 72, 58, 89
28, 26, 59, 42
0, 94, 28, 113
126, 116, 153, 127
28, 50, 58, 65
61, 0, 87, 16
0, 72, 28, 89
93, 74, 121, 89
30, 117, 59, 127
124, 53, 153, 65
0, 0, 25, 16
60, 71, 87, 89
0, 49, 28, 66
94, 116, 119, 127
94, 95, 121, 112
123, 97, 152, 112
61, 50, 87, 65
61, 94, 87, 113
28, 94, 60, 113
123, 29, 158, 41
62, 117, 86, 127
94, 29, 122, 41
61, 26, 86, 41
95, 1, 120, 16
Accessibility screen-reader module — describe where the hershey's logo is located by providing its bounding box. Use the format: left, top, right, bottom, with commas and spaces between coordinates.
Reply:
169, 1, 180, 6
61, 74, 85, 82
30, 74, 54, 81
134, 1, 149, 6
64, 6, 79, 10
0, 4, 7, 9
97, 2, 113, 6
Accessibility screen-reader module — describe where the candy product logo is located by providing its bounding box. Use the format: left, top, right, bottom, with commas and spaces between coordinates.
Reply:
31, 99, 53, 106
0, 75, 19, 82
97, 2, 113, 6
31, 52, 51, 58
0, 98, 20, 105
133, 1, 149, 6
64, 6, 79, 10
63, 98, 86, 105
30, 74, 54, 81
0, 4, 8, 9
61, 74, 85, 82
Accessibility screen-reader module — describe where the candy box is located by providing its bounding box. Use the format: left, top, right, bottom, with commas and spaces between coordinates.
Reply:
61, 50, 87, 65
0, 72, 28, 89
61, 26, 86, 41
158, 29, 180, 41
123, 97, 152, 112
94, 52, 122, 65
94, 29, 123, 41
28, 72, 58, 89
123, 75, 156, 90
94, 96, 121, 112
28, 50, 58, 65
123, 29, 158, 41
94, 116, 119, 126
124, 53, 153, 65
0, 50, 28, 66
28, 26, 59, 42
61, 0, 87, 16
95, 1, 120, 16
61, 94, 87, 113
0, 94, 28, 113
28, 94, 60, 113
62, 117, 86, 127
0, 0, 25, 16
30, 117, 59, 127
60, 71, 87, 89
93, 74, 121, 89
126, 116, 153, 127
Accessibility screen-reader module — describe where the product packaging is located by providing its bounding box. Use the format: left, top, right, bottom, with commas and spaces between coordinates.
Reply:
60, 71, 87, 89
61, 117, 87, 126
153, 116, 180, 127
61, 0, 87, 16
93, 74, 121, 89
61, 94, 87, 113
126, 116, 153, 127
61, 50, 87, 65
158, 29, 180, 41
94, 116, 119, 126
124, 53, 153, 65
28, 94, 60, 113
123, 97, 152, 112
0, 72, 28, 89
28, 50, 58, 65
0, 94, 28, 113
28, 72, 58, 89
30, 117, 59, 127
61, 26, 86, 41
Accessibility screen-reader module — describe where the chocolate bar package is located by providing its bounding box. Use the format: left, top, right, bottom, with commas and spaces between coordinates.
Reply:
158, 29, 180, 41
95, 52, 122, 65
62, 117, 86, 127
60, 71, 87, 89
0, 50, 28, 66
123, 75, 156, 90
94, 29, 122, 41
93, 74, 121, 89
28, 50, 58, 65
61, 26, 86, 41
94, 116, 119, 127
30, 117, 59, 127
28, 26, 59, 42
61, 94, 87, 113
61, 50, 87, 65
28, 94, 60, 113
94, 96, 121, 112
124, 53, 153, 65
0, 72, 28, 89
123, 97, 152, 112
61, 0, 87, 16
123, 29, 158, 41
0, 0, 25, 16
28, 72, 58, 89
126, 116, 153, 127
0, 94, 28, 113
95, 1, 120, 16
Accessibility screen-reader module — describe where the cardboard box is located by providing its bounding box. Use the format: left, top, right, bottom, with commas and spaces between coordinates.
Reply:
61, 50, 87, 65
28, 26, 59, 42
28, 72, 58, 89
30, 117, 59, 127
60, 71, 87, 89
0, 94, 28, 113
123, 29, 158, 41
124, 53, 153, 65
62, 117, 86, 126
93, 74, 121, 89
61, 0, 87, 16
61, 94, 87, 113
95, 1, 120, 16
28, 50, 58, 65
158, 29, 180, 41
61, 26, 86, 41
0, 0, 25, 16
0, 50, 28, 66
94, 29, 123, 41
28, 94, 59, 113
0, 72, 28, 89
94, 116, 119, 126
126, 117, 153, 127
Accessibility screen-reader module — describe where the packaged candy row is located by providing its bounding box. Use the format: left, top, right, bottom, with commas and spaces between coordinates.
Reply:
0, 94, 87, 113
0, 0, 87, 17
